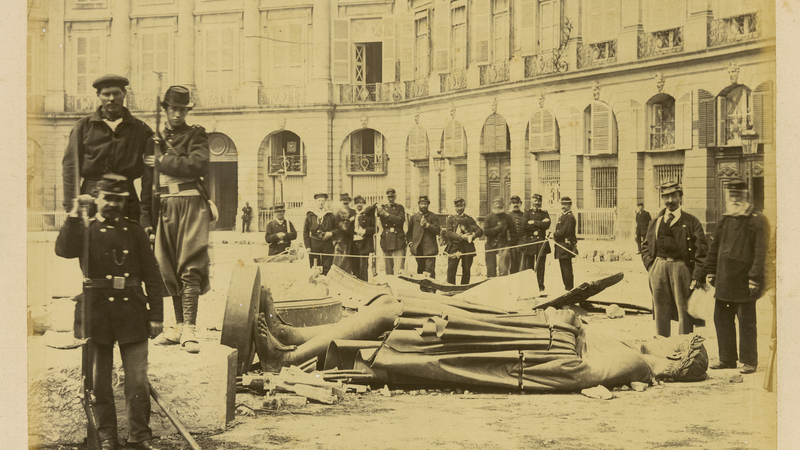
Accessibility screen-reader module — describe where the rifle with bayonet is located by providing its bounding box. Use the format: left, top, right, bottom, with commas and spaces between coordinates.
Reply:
151, 73, 164, 237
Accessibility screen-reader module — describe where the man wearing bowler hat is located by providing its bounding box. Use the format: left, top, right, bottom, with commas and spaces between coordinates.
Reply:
62, 74, 154, 224
265, 204, 297, 256
378, 188, 407, 275
553, 196, 577, 291
641, 181, 708, 338
523, 193, 552, 293
408, 195, 442, 278
145, 86, 211, 354
442, 197, 484, 285
704, 179, 769, 374
304, 193, 336, 275
55, 173, 167, 450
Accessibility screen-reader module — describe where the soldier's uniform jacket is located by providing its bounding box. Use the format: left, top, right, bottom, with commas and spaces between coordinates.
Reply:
333, 207, 357, 245
508, 210, 527, 246
484, 212, 516, 250
553, 210, 577, 259
242, 206, 253, 221
641, 208, 708, 281
379, 203, 406, 251
351, 204, 377, 255
265, 218, 297, 255
303, 209, 335, 253
523, 208, 552, 255
55, 215, 166, 346
408, 210, 441, 257
441, 214, 484, 255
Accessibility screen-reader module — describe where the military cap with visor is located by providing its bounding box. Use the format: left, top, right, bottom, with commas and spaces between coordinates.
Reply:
724, 179, 748, 192
314, 192, 328, 200
97, 173, 130, 196
418, 195, 431, 204
161, 85, 195, 110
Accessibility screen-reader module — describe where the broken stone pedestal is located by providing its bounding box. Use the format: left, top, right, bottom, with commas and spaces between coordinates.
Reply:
28, 335, 237, 447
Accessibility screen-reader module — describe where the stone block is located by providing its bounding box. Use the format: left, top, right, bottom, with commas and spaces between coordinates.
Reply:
28, 337, 237, 446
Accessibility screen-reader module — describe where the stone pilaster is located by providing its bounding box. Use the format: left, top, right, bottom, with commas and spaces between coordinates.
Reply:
617, 0, 641, 64
309, 0, 331, 104
110, 0, 131, 78
683, 147, 717, 233
177, 0, 195, 90
45, 0, 65, 112
684, 0, 711, 53
617, 150, 644, 240
239, 0, 261, 106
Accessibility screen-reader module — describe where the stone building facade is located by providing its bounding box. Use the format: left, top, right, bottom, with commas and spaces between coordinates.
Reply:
27, 0, 776, 239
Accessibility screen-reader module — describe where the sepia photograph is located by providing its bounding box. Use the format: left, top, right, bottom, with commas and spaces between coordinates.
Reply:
17, 0, 788, 448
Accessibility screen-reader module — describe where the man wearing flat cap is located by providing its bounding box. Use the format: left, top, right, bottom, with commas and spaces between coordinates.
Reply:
56, 173, 167, 450
145, 85, 211, 354
553, 196, 577, 291
704, 179, 769, 375
62, 74, 154, 224
265, 204, 297, 256
332, 193, 357, 273
523, 193, 552, 293
641, 181, 708, 338
442, 197, 484, 285
408, 195, 442, 279
483, 197, 516, 278
377, 188, 407, 275
304, 193, 336, 275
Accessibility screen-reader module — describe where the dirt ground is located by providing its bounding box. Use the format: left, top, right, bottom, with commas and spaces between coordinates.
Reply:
28, 231, 778, 450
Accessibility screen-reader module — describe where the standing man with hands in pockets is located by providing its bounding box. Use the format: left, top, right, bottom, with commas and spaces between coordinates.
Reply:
408, 195, 441, 279
522, 193, 551, 294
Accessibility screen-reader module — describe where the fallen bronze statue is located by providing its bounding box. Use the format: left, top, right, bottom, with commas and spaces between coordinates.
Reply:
244, 267, 707, 392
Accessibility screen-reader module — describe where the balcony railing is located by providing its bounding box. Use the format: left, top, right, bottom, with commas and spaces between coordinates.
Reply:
524, 53, 568, 78
28, 210, 69, 231
638, 27, 684, 59
65, 95, 99, 113
339, 83, 402, 104
440, 69, 467, 93
479, 61, 510, 86
267, 155, 306, 175
347, 153, 387, 175
126, 91, 158, 112
258, 86, 307, 106
650, 122, 676, 150
708, 12, 761, 47
577, 40, 617, 69
193, 89, 239, 108
576, 209, 616, 239
725, 116, 753, 144
404, 78, 428, 100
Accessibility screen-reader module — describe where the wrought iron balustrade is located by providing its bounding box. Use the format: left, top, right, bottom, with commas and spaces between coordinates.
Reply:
258, 86, 307, 106
267, 155, 306, 175
440, 70, 467, 93
638, 27, 684, 59
708, 12, 761, 47
650, 122, 676, 150
479, 61, 510, 86
347, 153, 387, 175
126, 91, 157, 112
524, 53, 568, 78
577, 40, 617, 69
404, 78, 429, 100
64, 95, 99, 113
725, 116, 753, 144
193, 89, 239, 108
339, 83, 402, 104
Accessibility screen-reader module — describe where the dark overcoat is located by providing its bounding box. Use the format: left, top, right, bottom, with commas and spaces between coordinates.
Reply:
408, 210, 441, 257
523, 209, 552, 256
553, 210, 577, 259
640, 208, 708, 281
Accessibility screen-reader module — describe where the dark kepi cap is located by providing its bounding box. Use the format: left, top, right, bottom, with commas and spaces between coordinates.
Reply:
161, 85, 194, 110
93, 74, 129, 91
560, 196, 572, 204
97, 173, 130, 196
453, 197, 465, 205
532, 193, 543, 200
273, 203, 286, 211
386, 188, 396, 195
314, 193, 328, 200
510, 195, 521, 203
340, 193, 352, 201
492, 197, 504, 205
724, 178, 748, 192
418, 195, 430, 205
660, 181, 683, 196
353, 195, 366, 204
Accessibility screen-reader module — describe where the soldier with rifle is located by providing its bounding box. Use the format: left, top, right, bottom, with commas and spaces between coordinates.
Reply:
56, 174, 167, 450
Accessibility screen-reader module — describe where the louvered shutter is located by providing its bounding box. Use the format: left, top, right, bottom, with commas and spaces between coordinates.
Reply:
332, 19, 350, 84
400, 16, 415, 81
716, 96, 727, 146
374, 131, 383, 156
444, 120, 454, 156
453, 121, 464, 156
529, 110, 543, 151
697, 89, 716, 148
754, 81, 774, 144
472, 0, 490, 64
542, 109, 557, 151
383, 16, 396, 82
483, 114, 496, 152
520, 0, 536, 54
351, 132, 362, 155
604, 0, 617, 39
630, 101, 644, 152
419, 126, 429, 157
496, 115, 507, 151
540, 1, 556, 51
433, 2, 450, 72
592, 102, 611, 154
675, 92, 693, 150
588, 0, 602, 42
408, 126, 419, 159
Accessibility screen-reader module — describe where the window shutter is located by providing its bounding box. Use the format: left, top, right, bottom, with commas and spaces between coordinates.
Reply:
424, 11, 432, 76
592, 102, 611, 154
383, 16, 396, 82
483, 114, 496, 152
529, 109, 543, 151
698, 89, 716, 148
472, 0, 490, 64
421, 126, 430, 157
649, 0, 666, 31
332, 19, 350, 84
220, 29, 235, 88
754, 81, 774, 144
205, 30, 220, 88
351, 132, 362, 155
495, 115, 507, 151
716, 96, 727, 146
520, 0, 536, 55
604, 0, 617, 40
588, 0, 603, 43
374, 131, 383, 155
542, 109, 557, 151
540, 0, 556, 52
400, 16, 415, 81
444, 120, 454, 156
408, 126, 419, 158
433, 1, 450, 72
453, 121, 464, 156
675, 92, 693, 150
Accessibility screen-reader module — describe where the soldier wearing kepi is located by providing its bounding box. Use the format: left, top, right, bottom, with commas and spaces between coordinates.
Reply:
304, 193, 335, 275
641, 182, 708, 337
553, 196, 577, 291
522, 193, 552, 293
408, 195, 441, 278
507, 194, 527, 274
145, 86, 211, 354
265, 204, 297, 256
442, 197, 484, 285
62, 74, 154, 224
378, 188, 407, 275
55, 174, 166, 450
704, 179, 769, 375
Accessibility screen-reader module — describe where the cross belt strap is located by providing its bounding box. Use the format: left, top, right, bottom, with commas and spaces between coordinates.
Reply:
159, 181, 197, 195
85, 277, 142, 289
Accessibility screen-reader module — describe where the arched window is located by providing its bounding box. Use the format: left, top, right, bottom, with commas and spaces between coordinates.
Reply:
529, 108, 560, 152
406, 124, 429, 161
584, 101, 617, 155
441, 119, 466, 158
347, 129, 387, 174
480, 113, 510, 153
266, 130, 305, 174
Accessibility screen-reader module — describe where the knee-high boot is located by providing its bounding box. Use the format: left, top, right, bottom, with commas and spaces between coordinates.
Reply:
180, 293, 200, 353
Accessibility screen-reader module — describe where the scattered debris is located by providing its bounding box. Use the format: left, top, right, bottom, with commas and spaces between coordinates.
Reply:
605, 304, 625, 319
380, 385, 392, 397
630, 382, 647, 392
729, 375, 743, 384
581, 385, 614, 400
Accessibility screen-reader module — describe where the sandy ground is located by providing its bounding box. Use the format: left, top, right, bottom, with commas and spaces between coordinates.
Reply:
28, 231, 777, 450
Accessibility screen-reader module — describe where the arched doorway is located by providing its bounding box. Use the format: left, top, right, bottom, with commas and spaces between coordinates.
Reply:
480, 113, 511, 217
207, 132, 238, 230
342, 128, 387, 206
257, 130, 307, 231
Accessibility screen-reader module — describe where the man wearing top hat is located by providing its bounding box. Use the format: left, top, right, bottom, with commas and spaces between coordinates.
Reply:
408, 195, 442, 278
522, 193, 552, 293
265, 204, 297, 256
350, 195, 378, 281
553, 196, 577, 291
641, 181, 708, 338
304, 193, 336, 275
332, 193, 357, 273
62, 74, 154, 224
442, 197, 484, 285
704, 179, 769, 375
145, 86, 210, 354
483, 197, 516, 278
55, 173, 167, 450
507, 194, 527, 274
378, 188, 407, 275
